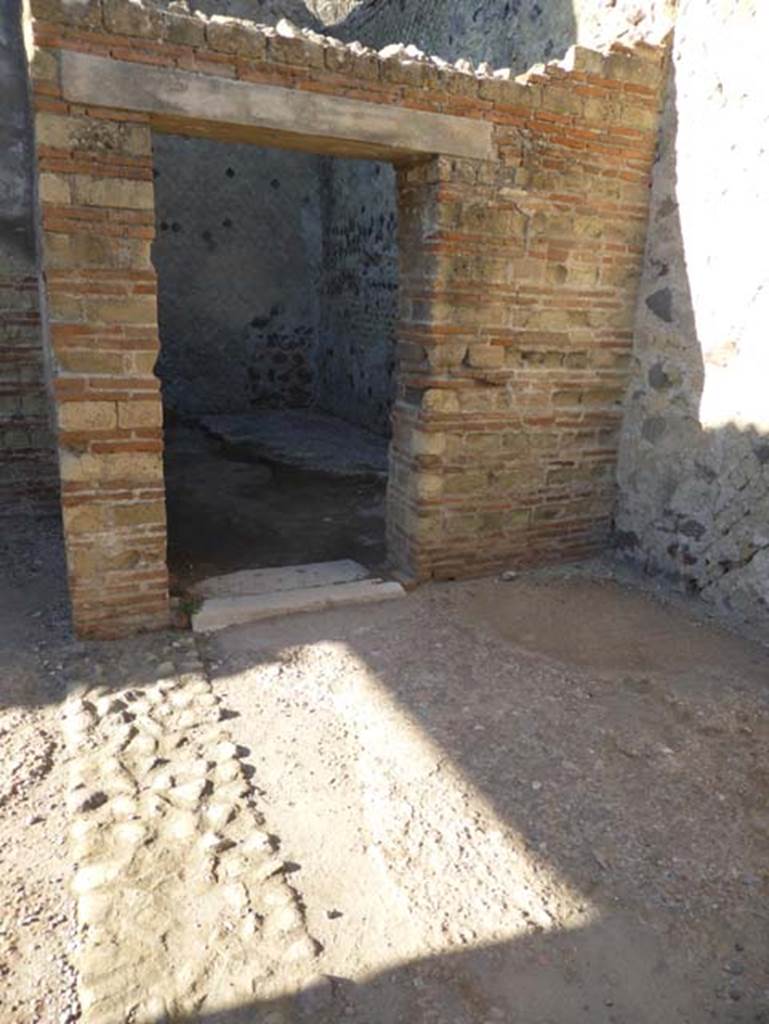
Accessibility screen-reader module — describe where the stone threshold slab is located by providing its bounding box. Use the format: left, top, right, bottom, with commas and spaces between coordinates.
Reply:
190, 559, 370, 600
192, 577, 406, 633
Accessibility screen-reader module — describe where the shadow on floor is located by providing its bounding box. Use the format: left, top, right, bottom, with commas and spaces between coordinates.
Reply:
189, 918, 768, 1023
0, 513, 71, 709
188, 570, 769, 1024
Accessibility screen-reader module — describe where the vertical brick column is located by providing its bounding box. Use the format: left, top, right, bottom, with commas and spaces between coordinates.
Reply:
392, 156, 541, 580
32, 58, 169, 635
390, 48, 665, 583
388, 160, 444, 579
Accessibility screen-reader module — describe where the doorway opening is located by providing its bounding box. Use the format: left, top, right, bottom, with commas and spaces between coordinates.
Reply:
151, 134, 399, 596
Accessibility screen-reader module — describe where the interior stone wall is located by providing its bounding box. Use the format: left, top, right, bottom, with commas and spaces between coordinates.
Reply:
615, 0, 769, 628
179, 0, 320, 28
315, 156, 397, 435
337, 0, 675, 67
151, 2, 332, 422
152, 135, 323, 416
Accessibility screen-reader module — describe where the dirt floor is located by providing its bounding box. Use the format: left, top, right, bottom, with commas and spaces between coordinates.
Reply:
200, 573, 769, 1023
164, 422, 387, 592
2, 513, 769, 1022
0, 516, 78, 1022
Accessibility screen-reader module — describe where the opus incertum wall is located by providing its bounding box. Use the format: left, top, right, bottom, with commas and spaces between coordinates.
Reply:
22, 0, 667, 637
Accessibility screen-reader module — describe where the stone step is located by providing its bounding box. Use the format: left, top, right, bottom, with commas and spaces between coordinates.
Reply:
190, 559, 370, 600
191, 577, 406, 633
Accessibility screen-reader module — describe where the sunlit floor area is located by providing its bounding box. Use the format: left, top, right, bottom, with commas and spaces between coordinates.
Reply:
3, 513, 769, 1023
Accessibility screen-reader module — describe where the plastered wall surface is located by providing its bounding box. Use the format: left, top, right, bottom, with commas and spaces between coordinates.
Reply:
615, 0, 769, 626
150, 1, 332, 421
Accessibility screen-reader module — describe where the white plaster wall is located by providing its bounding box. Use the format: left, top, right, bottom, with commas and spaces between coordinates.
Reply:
616, 0, 769, 625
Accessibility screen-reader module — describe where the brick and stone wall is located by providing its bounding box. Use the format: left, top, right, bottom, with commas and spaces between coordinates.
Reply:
314, 0, 677, 439
148, 0, 673, 441
0, 0, 59, 515
388, 52, 665, 579
1, 0, 331, 466
28, 14, 169, 635
2, 0, 675, 476
20, 0, 666, 635
615, 0, 769, 628
8, 0, 768, 642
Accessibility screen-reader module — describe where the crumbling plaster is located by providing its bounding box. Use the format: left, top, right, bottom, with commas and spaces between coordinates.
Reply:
615, 0, 769, 628
316, 156, 398, 435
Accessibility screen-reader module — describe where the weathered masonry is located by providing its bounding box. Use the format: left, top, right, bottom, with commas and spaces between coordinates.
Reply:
21, 0, 667, 637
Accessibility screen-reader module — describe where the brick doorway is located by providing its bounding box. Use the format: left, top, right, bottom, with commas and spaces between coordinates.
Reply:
34, 49, 494, 638
47, 139, 446, 637
25, 3, 665, 637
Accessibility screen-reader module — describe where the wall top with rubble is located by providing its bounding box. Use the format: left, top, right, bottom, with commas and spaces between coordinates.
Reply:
27, 0, 669, 132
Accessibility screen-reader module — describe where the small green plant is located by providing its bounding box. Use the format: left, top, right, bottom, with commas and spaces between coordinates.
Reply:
179, 595, 202, 618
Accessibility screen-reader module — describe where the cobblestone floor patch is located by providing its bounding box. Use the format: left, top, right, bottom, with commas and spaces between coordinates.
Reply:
63, 633, 319, 1024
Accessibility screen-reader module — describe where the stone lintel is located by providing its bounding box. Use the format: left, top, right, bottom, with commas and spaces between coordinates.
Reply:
60, 52, 496, 163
